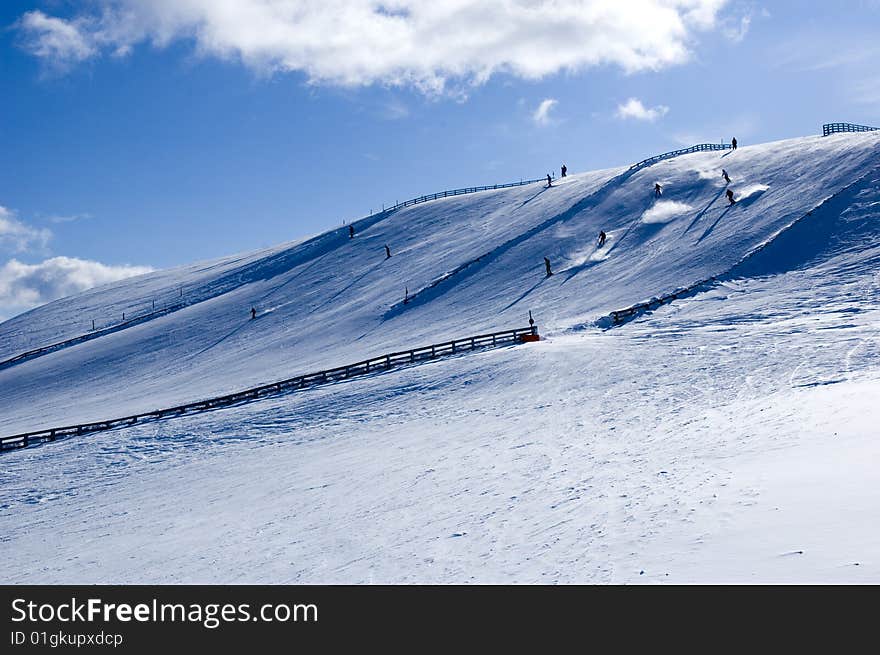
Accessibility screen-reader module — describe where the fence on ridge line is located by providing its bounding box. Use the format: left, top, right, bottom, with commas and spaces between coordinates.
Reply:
628, 143, 733, 173
369, 177, 548, 216
822, 122, 880, 137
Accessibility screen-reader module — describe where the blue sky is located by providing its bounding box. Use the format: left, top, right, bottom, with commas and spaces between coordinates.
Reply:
1, 0, 879, 320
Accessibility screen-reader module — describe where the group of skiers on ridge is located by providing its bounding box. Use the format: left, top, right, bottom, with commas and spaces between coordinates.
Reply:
546, 163, 568, 188
542, 139, 741, 278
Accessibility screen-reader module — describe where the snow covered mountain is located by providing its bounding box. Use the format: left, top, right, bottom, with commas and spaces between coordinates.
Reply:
2, 131, 879, 583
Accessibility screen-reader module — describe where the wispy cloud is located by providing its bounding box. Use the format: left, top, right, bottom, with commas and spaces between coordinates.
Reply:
615, 98, 669, 122
381, 98, 410, 120
532, 98, 558, 126
0, 256, 153, 321
722, 12, 751, 43
0, 206, 52, 253
15, 10, 97, 72
47, 212, 92, 224
15, 2, 729, 95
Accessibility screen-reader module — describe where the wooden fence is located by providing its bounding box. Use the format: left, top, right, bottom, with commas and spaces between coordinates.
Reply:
822, 122, 880, 137
372, 178, 547, 215
0, 325, 539, 453
628, 143, 733, 173
604, 278, 719, 327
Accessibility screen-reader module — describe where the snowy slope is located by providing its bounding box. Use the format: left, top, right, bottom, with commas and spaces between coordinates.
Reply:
1, 131, 879, 583
1, 133, 878, 437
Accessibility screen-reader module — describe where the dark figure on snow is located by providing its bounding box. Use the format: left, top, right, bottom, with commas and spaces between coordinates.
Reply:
251, 307, 257, 320
544, 256, 553, 277
654, 183, 663, 197
731, 137, 738, 150
726, 188, 736, 205
385, 244, 391, 259
546, 173, 553, 188
722, 169, 731, 184
598, 231, 607, 248
349, 225, 355, 239
561, 164, 567, 178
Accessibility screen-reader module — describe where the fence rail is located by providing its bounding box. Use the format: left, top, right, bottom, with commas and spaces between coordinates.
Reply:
372, 178, 546, 215
0, 301, 187, 372
822, 122, 880, 137
628, 143, 733, 173
0, 325, 539, 453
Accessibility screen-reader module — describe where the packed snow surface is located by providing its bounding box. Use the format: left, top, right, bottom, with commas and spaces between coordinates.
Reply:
1, 132, 879, 583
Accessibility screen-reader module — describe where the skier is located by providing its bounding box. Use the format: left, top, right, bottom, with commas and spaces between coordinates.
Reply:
546, 173, 553, 188
349, 225, 355, 239
385, 244, 391, 259
731, 137, 738, 150
722, 169, 731, 184
654, 182, 663, 197
726, 188, 736, 205
250, 307, 257, 320
597, 230, 607, 248
561, 164, 567, 178
544, 256, 553, 277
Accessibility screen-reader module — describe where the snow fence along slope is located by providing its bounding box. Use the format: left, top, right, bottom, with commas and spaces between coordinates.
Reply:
1, 133, 879, 436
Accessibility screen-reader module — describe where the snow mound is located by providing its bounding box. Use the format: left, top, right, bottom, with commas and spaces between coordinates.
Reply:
641, 200, 693, 223
736, 183, 770, 201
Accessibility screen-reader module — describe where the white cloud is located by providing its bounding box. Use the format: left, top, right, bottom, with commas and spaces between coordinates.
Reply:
15, 1, 729, 94
532, 98, 558, 126
0, 206, 52, 253
0, 257, 153, 321
16, 10, 97, 71
615, 98, 669, 122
